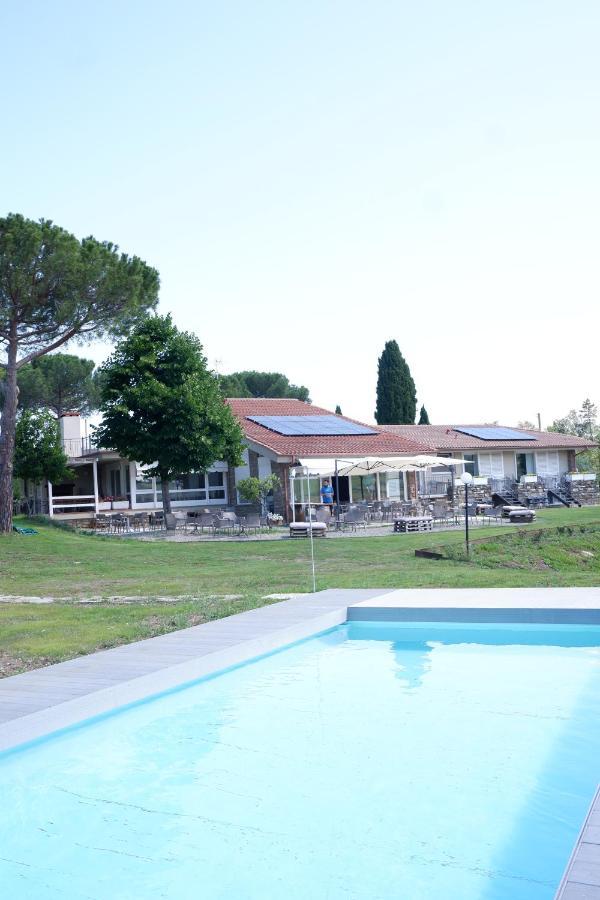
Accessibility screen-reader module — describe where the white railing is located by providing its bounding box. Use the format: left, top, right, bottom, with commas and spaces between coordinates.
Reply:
51, 494, 96, 510
61, 436, 98, 458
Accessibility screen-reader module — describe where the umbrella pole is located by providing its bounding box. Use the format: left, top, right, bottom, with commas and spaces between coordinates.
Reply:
305, 468, 316, 592
335, 459, 340, 526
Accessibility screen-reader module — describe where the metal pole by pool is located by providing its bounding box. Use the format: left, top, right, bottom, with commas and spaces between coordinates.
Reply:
460, 470, 473, 555
335, 459, 340, 526
305, 468, 317, 592
465, 481, 469, 553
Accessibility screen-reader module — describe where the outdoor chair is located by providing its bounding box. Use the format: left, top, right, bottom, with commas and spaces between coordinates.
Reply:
315, 507, 332, 525
431, 501, 450, 525
482, 507, 503, 525
380, 502, 392, 522
93, 514, 110, 532
150, 511, 164, 530
239, 513, 261, 535
340, 507, 367, 532
213, 512, 240, 535
110, 514, 128, 533
131, 513, 149, 531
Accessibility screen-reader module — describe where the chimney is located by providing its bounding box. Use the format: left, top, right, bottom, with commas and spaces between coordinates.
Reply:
59, 412, 82, 457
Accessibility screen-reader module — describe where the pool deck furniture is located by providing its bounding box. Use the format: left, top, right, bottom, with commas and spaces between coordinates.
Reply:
393, 516, 434, 533
1, 585, 599, 898
507, 508, 536, 524
289, 521, 328, 538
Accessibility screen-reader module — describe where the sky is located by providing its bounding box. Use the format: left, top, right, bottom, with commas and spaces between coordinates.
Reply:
1, 1, 598, 427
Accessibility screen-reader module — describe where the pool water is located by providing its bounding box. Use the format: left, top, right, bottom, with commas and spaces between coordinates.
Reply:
2, 622, 600, 899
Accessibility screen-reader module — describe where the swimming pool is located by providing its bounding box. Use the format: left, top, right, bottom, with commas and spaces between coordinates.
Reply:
1, 621, 599, 899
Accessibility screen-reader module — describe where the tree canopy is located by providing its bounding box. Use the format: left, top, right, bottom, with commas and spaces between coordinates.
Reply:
219, 370, 310, 402
14, 409, 72, 486
236, 474, 281, 516
95, 316, 245, 514
418, 405, 430, 425
15, 353, 100, 417
549, 398, 599, 473
0, 213, 159, 531
335, 405, 342, 415
374, 340, 417, 425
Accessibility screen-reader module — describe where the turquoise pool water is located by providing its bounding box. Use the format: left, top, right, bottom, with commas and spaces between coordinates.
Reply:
1, 622, 600, 899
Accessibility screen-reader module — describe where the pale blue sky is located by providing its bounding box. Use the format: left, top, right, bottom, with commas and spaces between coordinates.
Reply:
1, 1, 598, 425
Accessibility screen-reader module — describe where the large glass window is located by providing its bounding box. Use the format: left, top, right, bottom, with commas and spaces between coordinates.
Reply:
462, 454, 479, 476
477, 453, 504, 478
208, 471, 226, 500
516, 453, 536, 478
385, 472, 406, 500
351, 474, 377, 501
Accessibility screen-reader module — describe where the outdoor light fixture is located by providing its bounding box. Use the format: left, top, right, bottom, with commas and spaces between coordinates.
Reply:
460, 470, 474, 553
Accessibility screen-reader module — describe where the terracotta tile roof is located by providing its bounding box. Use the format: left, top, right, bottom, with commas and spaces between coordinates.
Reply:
226, 398, 428, 459
378, 424, 596, 451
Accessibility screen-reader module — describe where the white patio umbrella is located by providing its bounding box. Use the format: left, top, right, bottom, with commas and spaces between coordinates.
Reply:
296, 455, 468, 477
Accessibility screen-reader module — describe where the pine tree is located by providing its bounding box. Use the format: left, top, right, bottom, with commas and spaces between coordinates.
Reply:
374, 341, 417, 424
418, 405, 430, 425
335, 405, 342, 415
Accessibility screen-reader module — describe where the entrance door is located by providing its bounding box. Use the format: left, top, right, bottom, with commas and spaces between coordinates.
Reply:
333, 476, 350, 504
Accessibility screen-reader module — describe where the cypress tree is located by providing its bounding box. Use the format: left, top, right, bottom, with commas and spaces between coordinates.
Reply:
374, 340, 417, 424
335, 405, 342, 415
418, 405, 430, 424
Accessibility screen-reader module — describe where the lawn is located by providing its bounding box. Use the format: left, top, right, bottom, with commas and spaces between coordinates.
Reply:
1, 506, 599, 675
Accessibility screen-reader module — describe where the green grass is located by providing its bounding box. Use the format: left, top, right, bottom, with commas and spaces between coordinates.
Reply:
1, 506, 599, 674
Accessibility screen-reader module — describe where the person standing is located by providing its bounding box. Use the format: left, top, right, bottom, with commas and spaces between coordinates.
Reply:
320, 479, 334, 513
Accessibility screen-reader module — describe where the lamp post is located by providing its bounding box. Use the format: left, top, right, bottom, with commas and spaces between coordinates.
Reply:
460, 471, 473, 554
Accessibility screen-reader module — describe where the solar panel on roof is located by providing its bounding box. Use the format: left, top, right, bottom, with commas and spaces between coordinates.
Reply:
247, 415, 377, 436
454, 426, 537, 441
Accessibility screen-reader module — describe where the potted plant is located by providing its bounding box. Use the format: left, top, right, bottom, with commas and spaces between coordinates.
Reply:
237, 474, 281, 517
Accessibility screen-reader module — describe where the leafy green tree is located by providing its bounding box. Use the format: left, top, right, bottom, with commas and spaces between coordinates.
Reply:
0, 213, 159, 532
236, 474, 281, 516
335, 405, 342, 415
549, 398, 599, 473
220, 371, 310, 402
14, 410, 72, 512
418, 405, 430, 425
374, 340, 417, 424
95, 316, 245, 514
16, 353, 99, 417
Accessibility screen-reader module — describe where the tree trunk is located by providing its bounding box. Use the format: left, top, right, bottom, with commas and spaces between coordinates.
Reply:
160, 474, 172, 514
0, 339, 19, 533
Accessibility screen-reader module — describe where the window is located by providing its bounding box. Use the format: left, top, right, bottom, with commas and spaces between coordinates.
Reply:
351, 474, 377, 501
208, 471, 226, 500
385, 472, 406, 500
477, 453, 504, 478
462, 454, 479, 476
535, 451, 559, 477
109, 468, 122, 496
516, 453, 536, 478
166, 471, 227, 503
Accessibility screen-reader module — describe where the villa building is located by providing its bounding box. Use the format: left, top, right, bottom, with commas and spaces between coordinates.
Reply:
20, 407, 598, 520
379, 424, 598, 505
42, 400, 427, 520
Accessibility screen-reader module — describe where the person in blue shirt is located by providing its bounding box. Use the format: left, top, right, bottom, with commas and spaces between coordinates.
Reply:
320, 479, 334, 510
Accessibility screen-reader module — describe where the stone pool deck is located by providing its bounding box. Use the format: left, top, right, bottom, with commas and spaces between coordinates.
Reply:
1, 585, 600, 897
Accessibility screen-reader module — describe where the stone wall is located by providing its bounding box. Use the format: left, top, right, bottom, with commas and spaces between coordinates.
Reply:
517, 479, 546, 505
568, 478, 600, 505
454, 482, 492, 503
